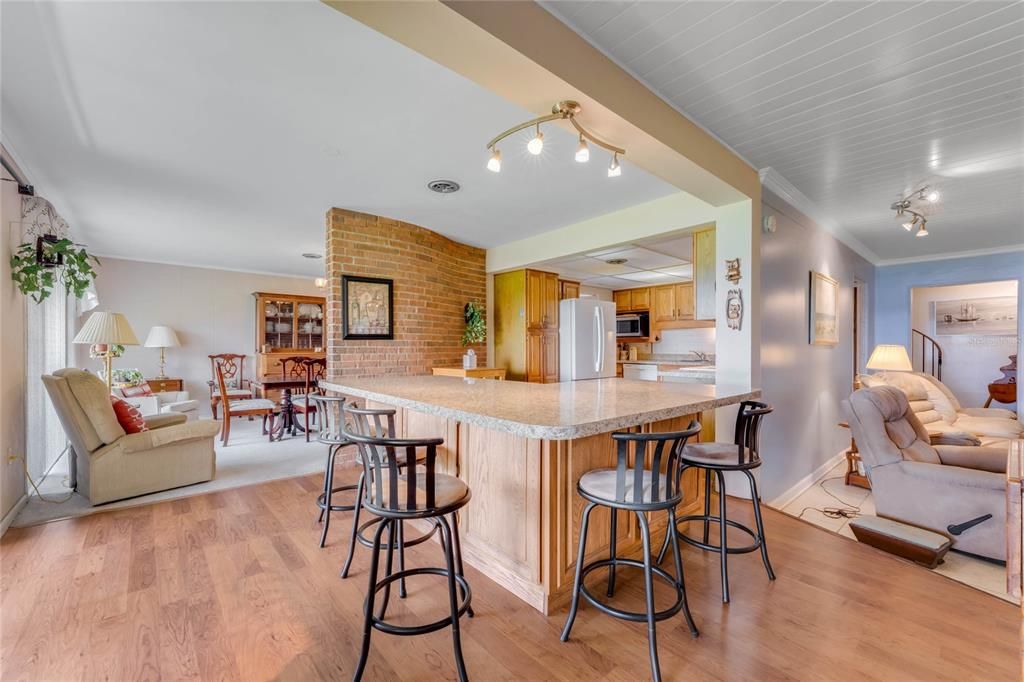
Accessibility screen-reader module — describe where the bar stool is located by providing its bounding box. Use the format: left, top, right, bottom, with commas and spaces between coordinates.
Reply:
658, 400, 775, 603
339, 405, 438, 601
310, 394, 358, 549
561, 423, 702, 682
343, 404, 473, 682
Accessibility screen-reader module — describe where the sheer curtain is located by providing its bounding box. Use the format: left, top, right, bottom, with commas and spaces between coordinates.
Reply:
21, 196, 72, 485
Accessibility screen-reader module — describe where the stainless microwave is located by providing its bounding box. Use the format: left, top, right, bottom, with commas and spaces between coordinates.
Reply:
616, 312, 650, 338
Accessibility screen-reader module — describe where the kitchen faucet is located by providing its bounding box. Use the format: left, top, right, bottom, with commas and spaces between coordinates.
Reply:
690, 350, 712, 363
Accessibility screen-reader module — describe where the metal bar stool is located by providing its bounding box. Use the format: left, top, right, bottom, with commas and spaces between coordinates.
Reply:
561, 422, 701, 682
339, 405, 438, 601
657, 400, 775, 603
343, 404, 473, 682
310, 394, 359, 549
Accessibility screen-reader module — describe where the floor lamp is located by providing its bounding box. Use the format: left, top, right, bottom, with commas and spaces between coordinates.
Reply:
73, 311, 139, 391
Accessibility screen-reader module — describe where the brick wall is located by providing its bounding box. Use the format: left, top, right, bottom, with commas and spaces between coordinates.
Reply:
325, 208, 487, 378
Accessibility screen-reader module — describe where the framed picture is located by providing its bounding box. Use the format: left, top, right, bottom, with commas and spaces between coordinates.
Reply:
809, 271, 839, 346
342, 275, 394, 340
933, 295, 1017, 336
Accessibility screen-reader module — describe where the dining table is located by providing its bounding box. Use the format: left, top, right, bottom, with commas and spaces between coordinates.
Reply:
250, 375, 311, 440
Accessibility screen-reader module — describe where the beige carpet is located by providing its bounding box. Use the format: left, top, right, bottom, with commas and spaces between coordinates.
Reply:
13, 418, 339, 528
776, 461, 1016, 604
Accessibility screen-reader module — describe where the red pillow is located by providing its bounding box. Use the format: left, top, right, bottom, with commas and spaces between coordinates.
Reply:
110, 395, 149, 434
121, 383, 154, 398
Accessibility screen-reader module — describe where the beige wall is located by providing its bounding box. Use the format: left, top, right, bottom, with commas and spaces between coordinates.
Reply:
1, 166, 28, 525
72, 257, 321, 416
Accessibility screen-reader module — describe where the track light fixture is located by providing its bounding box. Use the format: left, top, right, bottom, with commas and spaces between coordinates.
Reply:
485, 100, 625, 177
891, 185, 939, 238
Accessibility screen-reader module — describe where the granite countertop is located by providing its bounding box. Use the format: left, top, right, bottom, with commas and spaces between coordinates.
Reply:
320, 375, 759, 440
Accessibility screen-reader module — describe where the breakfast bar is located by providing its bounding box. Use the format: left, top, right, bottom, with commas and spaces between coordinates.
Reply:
320, 375, 760, 614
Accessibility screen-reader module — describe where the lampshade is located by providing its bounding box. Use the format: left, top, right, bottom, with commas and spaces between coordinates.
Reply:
144, 325, 180, 348
73, 311, 139, 346
866, 344, 912, 372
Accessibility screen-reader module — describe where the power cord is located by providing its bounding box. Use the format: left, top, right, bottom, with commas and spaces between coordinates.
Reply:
797, 475, 862, 521
8, 447, 75, 504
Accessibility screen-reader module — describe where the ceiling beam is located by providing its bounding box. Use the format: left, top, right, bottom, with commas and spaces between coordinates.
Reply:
324, 0, 759, 207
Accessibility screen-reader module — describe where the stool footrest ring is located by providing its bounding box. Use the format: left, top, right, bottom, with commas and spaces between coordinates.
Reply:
578, 558, 684, 623
315, 483, 359, 513
357, 516, 439, 549
367, 567, 472, 636
675, 514, 762, 554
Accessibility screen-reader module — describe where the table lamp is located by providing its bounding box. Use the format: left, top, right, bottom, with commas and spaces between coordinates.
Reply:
144, 326, 181, 379
73, 311, 139, 390
866, 344, 913, 372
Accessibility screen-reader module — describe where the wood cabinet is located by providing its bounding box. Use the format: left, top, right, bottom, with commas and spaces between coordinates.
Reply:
693, 227, 716, 320
559, 279, 580, 300
253, 292, 326, 352
495, 269, 560, 383
650, 282, 711, 337
613, 287, 650, 312
146, 378, 183, 393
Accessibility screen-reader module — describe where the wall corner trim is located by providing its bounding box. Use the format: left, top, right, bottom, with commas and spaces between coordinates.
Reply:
759, 167, 880, 265
0, 494, 28, 538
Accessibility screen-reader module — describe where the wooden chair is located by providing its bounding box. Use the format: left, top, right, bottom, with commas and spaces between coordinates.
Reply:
215, 361, 277, 446
207, 354, 253, 419
292, 358, 327, 441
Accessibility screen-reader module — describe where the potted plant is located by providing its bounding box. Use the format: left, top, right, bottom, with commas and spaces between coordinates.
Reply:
9, 236, 100, 303
462, 302, 485, 346
110, 368, 144, 388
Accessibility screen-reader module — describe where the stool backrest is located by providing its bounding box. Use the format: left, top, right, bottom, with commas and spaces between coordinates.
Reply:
343, 404, 444, 514
733, 400, 773, 464
309, 394, 348, 441
610, 421, 701, 507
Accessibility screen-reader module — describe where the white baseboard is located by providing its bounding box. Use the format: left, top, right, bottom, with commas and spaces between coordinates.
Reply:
768, 449, 847, 510
0, 494, 28, 537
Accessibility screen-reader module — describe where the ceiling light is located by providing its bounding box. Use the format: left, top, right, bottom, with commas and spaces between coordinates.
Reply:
890, 186, 939, 239
487, 148, 501, 173
902, 221, 914, 231
608, 153, 621, 178
527, 125, 544, 155
485, 100, 625, 176
575, 136, 589, 163
916, 222, 928, 237
925, 190, 940, 203
314, 277, 327, 289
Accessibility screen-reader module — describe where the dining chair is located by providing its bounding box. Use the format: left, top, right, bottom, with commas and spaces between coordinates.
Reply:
207, 353, 252, 419
215, 360, 277, 446
293, 358, 327, 441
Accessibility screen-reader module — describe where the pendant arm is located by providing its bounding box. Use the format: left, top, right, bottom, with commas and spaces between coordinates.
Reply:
486, 112, 566, 150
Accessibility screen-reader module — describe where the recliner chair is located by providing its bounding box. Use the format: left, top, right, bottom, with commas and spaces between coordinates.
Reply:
842, 385, 1008, 561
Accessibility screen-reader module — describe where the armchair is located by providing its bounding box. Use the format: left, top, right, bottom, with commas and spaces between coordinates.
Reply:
112, 384, 199, 419
842, 385, 1008, 561
43, 368, 219, 505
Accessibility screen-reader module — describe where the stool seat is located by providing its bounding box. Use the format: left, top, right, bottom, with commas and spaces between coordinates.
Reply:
579, 468, 668, 505
681, 442, 755, 467
376, 471, 470, 513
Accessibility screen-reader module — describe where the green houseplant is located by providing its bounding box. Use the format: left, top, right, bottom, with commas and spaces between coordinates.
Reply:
9, 237, 100, 303
462, 302, 486, 346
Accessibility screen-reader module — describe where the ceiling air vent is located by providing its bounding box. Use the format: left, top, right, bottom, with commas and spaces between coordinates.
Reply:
427, 179, 461, 194
605, 258, 628, 265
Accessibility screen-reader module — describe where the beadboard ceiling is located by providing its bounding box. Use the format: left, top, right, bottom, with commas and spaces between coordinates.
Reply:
0, 1, 676, 277
542, 1, 1024, 263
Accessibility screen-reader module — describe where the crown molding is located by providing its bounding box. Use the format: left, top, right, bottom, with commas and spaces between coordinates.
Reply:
759, 167, 881, 265
876, 243, 1024, 267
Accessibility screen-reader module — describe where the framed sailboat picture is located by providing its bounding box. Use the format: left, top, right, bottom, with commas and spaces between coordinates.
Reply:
934, 296, 1017, 336
809, 271, 839, 346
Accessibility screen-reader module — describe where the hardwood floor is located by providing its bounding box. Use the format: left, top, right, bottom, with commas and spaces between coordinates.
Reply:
2, 466, 1018, 681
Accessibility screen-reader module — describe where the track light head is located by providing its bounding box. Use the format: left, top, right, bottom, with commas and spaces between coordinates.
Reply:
575, 136, 589, 163
487, 148, 501, 173
607, 153, 621, 177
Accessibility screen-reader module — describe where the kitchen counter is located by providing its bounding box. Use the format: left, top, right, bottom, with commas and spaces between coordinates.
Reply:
320, 375, 753, 440
320, 374, 758, 614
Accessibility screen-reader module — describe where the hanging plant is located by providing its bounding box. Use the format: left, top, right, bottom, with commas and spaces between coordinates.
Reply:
9, 236, 100, 303
461, 301, 486, 346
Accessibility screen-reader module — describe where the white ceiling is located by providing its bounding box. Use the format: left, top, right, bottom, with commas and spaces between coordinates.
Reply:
0, 1, 677, 277
543, 1, 1024, 262
533, 232, 694, 290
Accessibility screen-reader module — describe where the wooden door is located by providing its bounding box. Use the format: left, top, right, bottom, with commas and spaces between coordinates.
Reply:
542, 273, 559, 330
526, 331, 544, 383
630, 287, 650, 311
613, 290, 630, 312
676, 283, 695, 320
525, 270, 545, 329
652, 285, 676, 323
542, 332, 559, 383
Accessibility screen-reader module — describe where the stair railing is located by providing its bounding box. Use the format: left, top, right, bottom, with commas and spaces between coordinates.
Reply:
911, 328, 943, 381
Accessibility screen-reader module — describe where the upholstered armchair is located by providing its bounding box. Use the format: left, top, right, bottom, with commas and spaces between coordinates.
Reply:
843, 385, 1008, 561
43, 368, 220, 505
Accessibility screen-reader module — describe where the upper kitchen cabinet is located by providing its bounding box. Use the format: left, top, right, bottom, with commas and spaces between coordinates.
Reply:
613, 287, 650, 312
693, 227, 715, 321
559, 279, 580, 300
495, 268, 560, 382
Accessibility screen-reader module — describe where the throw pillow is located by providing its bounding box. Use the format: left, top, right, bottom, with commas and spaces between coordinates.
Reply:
121, 383, 155, 398
109, 395, 149, 434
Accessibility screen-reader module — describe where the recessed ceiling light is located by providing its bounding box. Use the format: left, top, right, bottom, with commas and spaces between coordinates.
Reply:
427, 179, 461, 194
605, 258, 628, 265
302, 252, 322, 259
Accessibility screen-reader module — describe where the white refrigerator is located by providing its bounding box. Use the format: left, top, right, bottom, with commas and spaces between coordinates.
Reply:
559, 297, 617, 381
